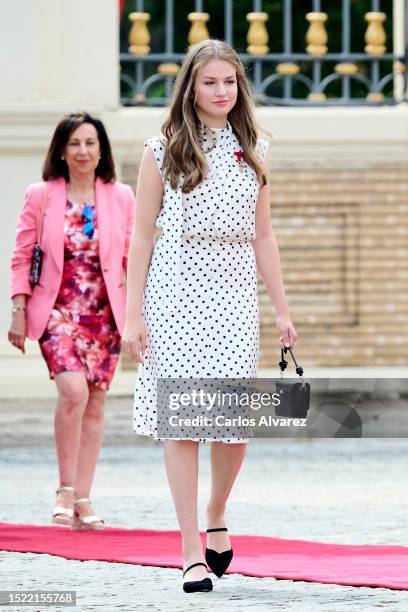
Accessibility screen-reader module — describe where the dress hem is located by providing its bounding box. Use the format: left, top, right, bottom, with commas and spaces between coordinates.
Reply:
132, 427, 249, 444
46, 367, 111, 391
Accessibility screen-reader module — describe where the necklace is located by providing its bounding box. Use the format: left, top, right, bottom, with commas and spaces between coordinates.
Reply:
68, 186, 95, 201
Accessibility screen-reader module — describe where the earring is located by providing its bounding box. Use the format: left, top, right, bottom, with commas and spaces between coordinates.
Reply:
61, 156, 64, 160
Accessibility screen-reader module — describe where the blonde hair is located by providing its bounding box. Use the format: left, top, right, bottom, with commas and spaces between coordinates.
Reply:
161, 39, 268, 193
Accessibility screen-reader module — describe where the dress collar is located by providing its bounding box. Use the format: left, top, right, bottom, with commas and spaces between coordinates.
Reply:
208, 119, 232, 134
199, 119, 233, 153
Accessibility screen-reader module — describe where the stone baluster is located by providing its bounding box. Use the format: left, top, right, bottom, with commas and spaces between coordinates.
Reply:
128, 12, 151, 55
305, 12, 328, 55
246, 11, 269, 55
187, 12, 210, 45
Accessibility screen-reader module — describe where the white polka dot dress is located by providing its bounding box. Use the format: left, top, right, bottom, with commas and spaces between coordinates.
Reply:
133, 121, 268, 443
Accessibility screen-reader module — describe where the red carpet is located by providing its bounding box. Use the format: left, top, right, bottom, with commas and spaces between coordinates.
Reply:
1, 522, 407, 590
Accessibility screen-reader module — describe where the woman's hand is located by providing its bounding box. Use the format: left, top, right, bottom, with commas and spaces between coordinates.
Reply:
121, 316, 148, 363
8, 310, 27, 354
276, 314, 298, 349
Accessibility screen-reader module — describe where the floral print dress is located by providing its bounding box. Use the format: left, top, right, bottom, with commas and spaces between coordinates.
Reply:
39, 200, 121, 390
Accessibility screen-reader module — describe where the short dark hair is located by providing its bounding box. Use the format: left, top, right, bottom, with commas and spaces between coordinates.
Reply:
42, 111, 116, 182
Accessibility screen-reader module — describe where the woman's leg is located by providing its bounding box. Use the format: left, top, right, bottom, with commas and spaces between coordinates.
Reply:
164, 440, 208, 581
74, 384, 106, 519
206, 442, 247, 551
54, 372, 89, 494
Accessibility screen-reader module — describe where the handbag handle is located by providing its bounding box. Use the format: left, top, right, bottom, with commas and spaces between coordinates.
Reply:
279, 346, 304, 377
36, 183, 47, 245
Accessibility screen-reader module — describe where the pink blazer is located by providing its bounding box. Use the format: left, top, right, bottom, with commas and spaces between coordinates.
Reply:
10, 177, 136, 340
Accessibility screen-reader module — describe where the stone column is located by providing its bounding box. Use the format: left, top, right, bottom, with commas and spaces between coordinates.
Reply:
0, 0, 119, 346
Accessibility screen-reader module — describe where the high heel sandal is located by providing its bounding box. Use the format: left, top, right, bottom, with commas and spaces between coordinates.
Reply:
205, 527, 233, 578
71, 497, 105, 531
52, 486, 75, 526
182, 562, 213, 593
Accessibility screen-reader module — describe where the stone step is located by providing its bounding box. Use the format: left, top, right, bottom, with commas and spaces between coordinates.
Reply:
270, 165, 408, 170
259, 354, 408, 367
260, 291, 408, 314
260, 313, 408, 325
266, 287, 407, 297
270, 183, 408, 194
276, 227, 406, 239
273, 238, 408, 248
270, 163, 408, 170
270, 171, 408, 179
260, 352, 408, 363
279, 259, 407, 270
262, 322, 402, 330
270, 194, 408, 204
262, 333, 407, 345
260, 288, 408, 300
271, 203, 408, 213
281, 245, 408, 256
260, 343, 408, 356
261, 306, 408, 317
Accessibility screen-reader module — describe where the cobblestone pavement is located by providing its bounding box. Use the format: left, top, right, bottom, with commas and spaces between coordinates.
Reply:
1, 398, 408, 612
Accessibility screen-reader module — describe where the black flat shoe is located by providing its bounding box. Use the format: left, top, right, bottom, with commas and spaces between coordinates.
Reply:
182, 562, 213, 593
205, 527, 233, 578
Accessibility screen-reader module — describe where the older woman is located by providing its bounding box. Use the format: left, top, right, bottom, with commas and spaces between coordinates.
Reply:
8, 112, 135, 530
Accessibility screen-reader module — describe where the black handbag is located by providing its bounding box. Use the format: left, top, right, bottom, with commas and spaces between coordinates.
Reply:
29, 183, 46, 287
275, 346, 310, 418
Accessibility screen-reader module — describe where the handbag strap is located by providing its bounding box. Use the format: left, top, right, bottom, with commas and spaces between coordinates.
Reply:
279, 346, 304, 377
36, 182, 47, 245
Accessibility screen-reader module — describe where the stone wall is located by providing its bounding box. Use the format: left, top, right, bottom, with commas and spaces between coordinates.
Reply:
122, 137, 408, 368
261, 163, 408, 366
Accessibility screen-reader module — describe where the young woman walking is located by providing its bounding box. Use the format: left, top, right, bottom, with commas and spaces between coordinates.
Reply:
122, 39, 298, 593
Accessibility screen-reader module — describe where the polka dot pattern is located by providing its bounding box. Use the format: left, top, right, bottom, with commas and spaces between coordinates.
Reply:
133, 121, 269, 443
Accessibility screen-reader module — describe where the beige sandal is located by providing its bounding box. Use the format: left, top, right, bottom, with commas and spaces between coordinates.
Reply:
72, 497, 105, 531
52, 486, 75, 526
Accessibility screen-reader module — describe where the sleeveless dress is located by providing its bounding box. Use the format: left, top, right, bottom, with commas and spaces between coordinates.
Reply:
133, 121, 268, 442
39, 199, 121, 390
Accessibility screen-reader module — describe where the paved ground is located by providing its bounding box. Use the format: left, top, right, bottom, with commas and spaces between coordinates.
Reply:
1, 397, 408, 611
1, 344, 407, 400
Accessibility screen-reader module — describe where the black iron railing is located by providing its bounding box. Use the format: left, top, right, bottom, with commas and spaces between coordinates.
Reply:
119, 0, 408, 106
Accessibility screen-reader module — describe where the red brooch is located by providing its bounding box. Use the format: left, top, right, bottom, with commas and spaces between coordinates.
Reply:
234, 151, 246, 172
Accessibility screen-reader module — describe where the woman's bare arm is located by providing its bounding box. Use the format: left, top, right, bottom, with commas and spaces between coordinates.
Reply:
122, 145, 163, 361
125, 145, 163, 318
251, 151, 298, 348
8, 294, 27, 353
